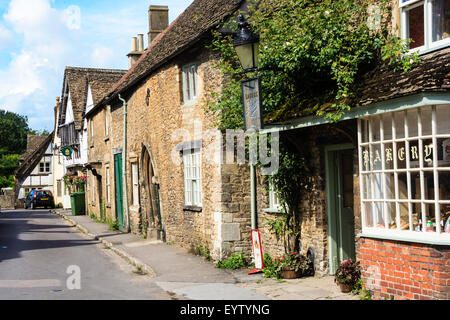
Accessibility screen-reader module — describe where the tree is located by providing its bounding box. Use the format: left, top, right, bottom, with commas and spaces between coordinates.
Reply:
0, 109, 32, 155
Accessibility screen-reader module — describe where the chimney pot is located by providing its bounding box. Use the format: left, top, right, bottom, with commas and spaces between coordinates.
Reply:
138, 34, 144, 52
131, 37, 137, 52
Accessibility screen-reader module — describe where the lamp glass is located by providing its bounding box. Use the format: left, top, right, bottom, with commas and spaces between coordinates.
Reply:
235, 42, 260, 71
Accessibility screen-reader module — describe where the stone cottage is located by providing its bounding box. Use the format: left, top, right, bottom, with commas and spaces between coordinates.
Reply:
85, 0, 257, 260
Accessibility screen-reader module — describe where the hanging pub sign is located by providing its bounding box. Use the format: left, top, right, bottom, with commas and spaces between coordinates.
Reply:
248, 229, 264, 275
61, 146, 73, 158
242, 77, 263, 131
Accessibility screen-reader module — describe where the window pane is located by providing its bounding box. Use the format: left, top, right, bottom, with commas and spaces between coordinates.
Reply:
421, 108, 433, 136
432, 0, 450, 42
363, 202, 374, 228
398, 173, 409, 200
361, 119, 369, 143
385, 173, 395, 199
410, 171, 421, 201
438, 137, 450, 168
406, 4, 425, 49
423, 204, 436, 233
394, 111, 405, 139
386, 203, 397, 229
370, 117, 381, 142
384, 143, 394, 169
423, 171, 435, 200
361, 146, 370, 171
438, 171, 450, 201
361, 174, 371, 199
423, 139, 434, 167
407, 108, 418, 138
372, 173, 384, 199
436, 105, 450, 135
372, 144, 383, 170
383, 114, 393, 140
397, 141, 407, 169
409, 140, 420, 168
399, 202, 411, 230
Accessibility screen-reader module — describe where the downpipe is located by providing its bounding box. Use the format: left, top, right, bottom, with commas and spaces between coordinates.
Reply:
118, 94, 131, 233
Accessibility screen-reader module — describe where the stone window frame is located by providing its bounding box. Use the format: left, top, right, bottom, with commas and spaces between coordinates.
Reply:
265, 181, 283, 213
358, 104, 450, 245
104, 106, 110, 139
400, 0, 450, 54
181, 62, 199, 105
182, 148, 202, 208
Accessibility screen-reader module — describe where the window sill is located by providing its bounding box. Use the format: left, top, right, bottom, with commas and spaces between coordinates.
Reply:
408, 41, 450, 57
183, 205, 202, 212
358, 229, 450, 246
264, 208, 283, 214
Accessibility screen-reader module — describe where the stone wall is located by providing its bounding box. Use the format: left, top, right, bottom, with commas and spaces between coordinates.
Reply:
0, 195, 14, 209
256, 120, 359, 275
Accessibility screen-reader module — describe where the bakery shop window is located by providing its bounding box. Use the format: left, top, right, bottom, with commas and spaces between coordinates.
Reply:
400, 0, 450, 52
358, 105, 450, 243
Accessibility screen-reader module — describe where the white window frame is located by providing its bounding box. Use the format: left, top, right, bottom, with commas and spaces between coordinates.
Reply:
400, 0, 450, 54
131, 162, 139, 206
182, 63, 198, 104
91, 174, 95, 203
39, 158, 51, 174
358, 105, 450, 244
269, 182, 282, 211
106, 167, 111, 205
183, 149, 202, 207
104, 107, 109, 138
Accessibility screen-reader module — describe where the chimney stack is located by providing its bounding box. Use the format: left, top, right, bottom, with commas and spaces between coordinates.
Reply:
127, 35, 144, 68
148, 5, 169, 46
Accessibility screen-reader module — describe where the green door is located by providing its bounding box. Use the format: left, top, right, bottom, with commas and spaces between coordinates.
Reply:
114, 154, 125, 231
325, 145, 356, 274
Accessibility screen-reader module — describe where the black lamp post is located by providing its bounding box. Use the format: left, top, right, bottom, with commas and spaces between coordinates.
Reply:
232, 14, 260, 73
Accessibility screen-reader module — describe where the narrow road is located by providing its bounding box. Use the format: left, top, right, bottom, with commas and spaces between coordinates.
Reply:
0, 209, 173, 300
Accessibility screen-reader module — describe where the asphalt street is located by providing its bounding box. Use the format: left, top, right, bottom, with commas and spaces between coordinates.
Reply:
0, 209, 173, 300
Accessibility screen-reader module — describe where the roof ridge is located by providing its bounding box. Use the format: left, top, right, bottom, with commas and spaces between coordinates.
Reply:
65, 66, 127, 73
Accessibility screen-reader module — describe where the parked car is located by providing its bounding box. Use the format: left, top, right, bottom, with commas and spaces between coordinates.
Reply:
24, 190, 55, 210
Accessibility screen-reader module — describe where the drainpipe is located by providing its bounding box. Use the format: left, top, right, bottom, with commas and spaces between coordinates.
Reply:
118, 94, 130, 233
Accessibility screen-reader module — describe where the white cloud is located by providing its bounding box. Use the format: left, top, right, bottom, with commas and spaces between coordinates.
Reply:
62, 5, 81, 30
0, 23, 12, 46
90, 45, 115, 67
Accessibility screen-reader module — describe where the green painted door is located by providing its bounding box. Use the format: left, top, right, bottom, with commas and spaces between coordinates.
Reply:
326, 145, 356, 274
114, 154, 124, 231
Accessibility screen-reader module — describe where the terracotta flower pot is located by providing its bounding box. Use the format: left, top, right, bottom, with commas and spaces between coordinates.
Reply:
280, 267, 300, 279
338, 282, 353, 293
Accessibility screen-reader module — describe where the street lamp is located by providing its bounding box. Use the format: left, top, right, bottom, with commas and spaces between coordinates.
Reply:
232, 14, 260, 73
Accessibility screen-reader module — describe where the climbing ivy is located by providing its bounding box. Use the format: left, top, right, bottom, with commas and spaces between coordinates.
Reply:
205, 0, 419, 128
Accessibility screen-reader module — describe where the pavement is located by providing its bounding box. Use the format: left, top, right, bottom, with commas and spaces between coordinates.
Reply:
52, 209, 359, 300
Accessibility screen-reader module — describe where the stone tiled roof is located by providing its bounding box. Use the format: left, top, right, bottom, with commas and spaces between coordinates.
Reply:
19, 135, 49, 161
266, 47, 450, 124
357, 47, 450, 106
59, 67, 127, 130
92, 0, 244, 112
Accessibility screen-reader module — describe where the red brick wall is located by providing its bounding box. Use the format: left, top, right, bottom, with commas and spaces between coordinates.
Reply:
360, 237, 450, 300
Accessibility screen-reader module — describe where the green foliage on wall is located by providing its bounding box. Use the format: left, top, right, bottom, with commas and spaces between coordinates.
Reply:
205, 0, 419, 129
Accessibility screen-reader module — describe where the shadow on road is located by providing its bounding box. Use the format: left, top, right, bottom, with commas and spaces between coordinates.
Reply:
0, 210, 96, 263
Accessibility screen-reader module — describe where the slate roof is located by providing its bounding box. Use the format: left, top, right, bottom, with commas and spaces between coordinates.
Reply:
59, 67, 127, 130
90, 0, 244, 114
266, 47, 450, 124
15, 133, 53, 181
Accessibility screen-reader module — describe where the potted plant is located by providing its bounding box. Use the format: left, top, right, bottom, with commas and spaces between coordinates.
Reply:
275, 252, 311, 279
64, 173, 87, 215
334, 259, 361, 293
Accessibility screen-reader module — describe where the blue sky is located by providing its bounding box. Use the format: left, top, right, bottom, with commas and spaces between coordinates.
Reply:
0, 0, 193, 132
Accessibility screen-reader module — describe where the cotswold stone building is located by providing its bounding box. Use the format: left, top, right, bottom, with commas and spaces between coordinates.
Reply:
257, 0, 450, 299
85, 0, 253, 259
